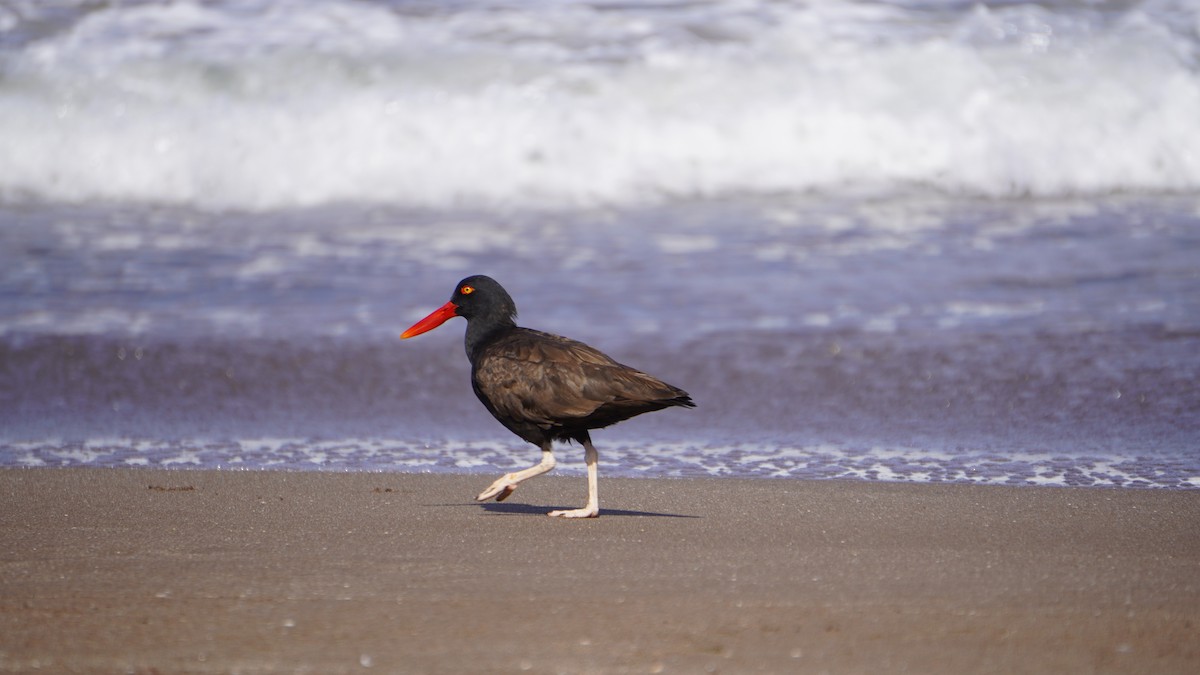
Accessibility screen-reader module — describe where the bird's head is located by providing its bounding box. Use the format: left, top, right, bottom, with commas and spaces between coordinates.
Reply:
401, 275, 517, 339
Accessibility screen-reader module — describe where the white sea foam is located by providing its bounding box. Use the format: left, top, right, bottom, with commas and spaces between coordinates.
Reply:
2, 437, 1195, 489
1, 0, 1198, 210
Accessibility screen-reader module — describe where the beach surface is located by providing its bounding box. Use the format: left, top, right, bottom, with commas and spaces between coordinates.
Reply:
2, 469, 1197, 674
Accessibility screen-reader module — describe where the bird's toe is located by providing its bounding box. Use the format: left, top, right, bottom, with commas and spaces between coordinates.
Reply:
548, 507, 599, 519
476, 476, 517, 502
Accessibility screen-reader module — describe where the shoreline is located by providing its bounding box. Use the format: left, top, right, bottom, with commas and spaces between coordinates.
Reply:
2, 468, 1198, 673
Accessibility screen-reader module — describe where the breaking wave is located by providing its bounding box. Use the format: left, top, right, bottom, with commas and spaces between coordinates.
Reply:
1, 0, 1199, 210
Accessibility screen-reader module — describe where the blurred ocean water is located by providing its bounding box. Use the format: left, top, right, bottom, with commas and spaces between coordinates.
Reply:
2, 0, 1199, 208
1, 1, 1198, 487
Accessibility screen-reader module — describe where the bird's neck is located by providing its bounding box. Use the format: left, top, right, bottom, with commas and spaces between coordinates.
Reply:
464, 316, 516, 361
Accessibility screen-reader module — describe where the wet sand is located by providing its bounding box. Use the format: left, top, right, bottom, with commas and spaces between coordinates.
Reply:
1, 469, 1197, 674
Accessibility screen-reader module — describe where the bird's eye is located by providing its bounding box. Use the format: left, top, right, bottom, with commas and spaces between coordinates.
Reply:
460, 285, 475, 295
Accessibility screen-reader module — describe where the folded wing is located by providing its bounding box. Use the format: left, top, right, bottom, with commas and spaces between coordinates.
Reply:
471, 328, 694, 443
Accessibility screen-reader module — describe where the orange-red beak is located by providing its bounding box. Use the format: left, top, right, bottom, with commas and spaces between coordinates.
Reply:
401, 301, 459, 339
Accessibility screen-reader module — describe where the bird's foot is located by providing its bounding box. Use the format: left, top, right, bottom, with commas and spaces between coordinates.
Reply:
548, 507, 599, 519
476, 476, 517, 502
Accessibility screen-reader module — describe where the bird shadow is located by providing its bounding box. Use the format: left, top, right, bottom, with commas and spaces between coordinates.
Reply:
430, 502, 699, 518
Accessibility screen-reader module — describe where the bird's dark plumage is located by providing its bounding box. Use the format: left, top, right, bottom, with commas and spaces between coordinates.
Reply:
401, 274, 694, 518
471, 326, 695, 446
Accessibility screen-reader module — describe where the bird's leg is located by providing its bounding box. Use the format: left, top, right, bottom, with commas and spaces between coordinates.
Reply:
549, 438, 600, 518
477, 445, 556, 502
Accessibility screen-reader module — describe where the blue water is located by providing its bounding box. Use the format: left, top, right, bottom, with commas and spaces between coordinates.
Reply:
1, 1, 1198, 488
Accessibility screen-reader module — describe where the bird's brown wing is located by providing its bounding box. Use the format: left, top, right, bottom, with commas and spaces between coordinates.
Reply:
472, 329, 690, 437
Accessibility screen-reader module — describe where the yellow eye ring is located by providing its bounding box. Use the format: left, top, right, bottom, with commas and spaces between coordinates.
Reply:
460, 285, 475, 295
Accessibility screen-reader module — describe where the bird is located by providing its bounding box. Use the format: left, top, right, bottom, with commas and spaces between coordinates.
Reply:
401, 275, 694, 518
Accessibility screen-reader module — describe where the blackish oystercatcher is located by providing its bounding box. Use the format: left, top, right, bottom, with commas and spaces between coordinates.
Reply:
401, 275, 695, 518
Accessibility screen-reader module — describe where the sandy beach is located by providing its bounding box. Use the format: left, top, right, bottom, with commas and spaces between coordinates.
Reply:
1, 469, 1197, 674
3, 3, 1200, 674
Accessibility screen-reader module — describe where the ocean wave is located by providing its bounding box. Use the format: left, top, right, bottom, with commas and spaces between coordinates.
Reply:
1, 0, 1199, 209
